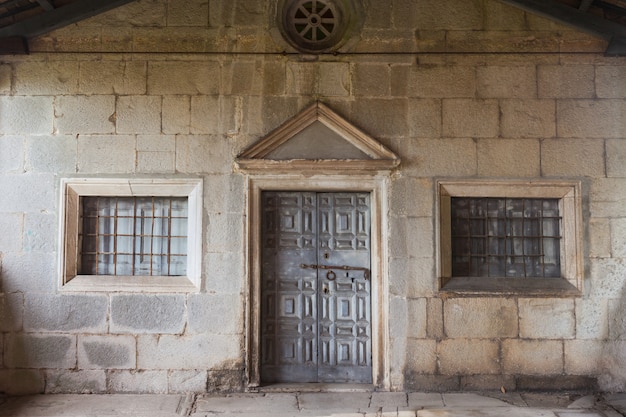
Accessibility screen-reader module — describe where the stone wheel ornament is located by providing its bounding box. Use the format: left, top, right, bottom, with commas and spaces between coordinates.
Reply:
279, 0, 362, 53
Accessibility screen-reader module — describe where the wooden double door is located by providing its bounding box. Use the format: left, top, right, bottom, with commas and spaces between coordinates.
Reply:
260, 191, 372, 383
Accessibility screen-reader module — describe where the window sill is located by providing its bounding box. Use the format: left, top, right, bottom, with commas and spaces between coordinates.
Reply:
440, 277, 581, 298
60, 275, 200, 293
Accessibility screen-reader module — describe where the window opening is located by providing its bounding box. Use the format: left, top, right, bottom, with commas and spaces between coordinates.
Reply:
79, 196, 188, 276
450, 197, 561, 278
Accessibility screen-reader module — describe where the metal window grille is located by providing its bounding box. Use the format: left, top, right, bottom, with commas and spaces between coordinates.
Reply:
79, 196, 188, 276
450, 197, 561, 278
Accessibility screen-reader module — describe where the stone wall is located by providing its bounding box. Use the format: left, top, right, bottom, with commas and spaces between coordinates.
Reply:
1, 0, 626, 394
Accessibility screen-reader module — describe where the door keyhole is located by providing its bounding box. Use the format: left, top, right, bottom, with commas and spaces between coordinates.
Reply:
324, 252, 329, 259
323, 285, 329, 294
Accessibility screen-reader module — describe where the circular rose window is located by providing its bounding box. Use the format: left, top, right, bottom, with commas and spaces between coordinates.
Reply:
281, 0, 354, 53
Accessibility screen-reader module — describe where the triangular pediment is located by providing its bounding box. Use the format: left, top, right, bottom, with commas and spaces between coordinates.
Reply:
235, 102, 400, 173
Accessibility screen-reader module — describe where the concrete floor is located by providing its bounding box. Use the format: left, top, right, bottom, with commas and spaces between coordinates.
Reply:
0, 392, 625, 417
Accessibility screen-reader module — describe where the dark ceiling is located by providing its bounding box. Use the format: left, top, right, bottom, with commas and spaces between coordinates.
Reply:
0, 0, 625, 55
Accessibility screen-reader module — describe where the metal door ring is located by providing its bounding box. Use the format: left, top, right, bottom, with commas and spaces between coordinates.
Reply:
326, 270, 336, 281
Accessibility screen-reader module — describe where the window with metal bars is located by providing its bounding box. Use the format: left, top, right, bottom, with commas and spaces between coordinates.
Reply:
79, 196, 188, 276
450, 197, 561, 278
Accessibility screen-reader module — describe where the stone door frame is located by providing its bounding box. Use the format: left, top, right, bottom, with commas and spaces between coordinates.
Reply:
244, 174, 390, 390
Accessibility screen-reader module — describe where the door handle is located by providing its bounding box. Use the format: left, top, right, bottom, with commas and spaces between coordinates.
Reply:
300, 263, 370, 280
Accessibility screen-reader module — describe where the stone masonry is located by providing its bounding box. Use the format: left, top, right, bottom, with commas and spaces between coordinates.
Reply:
0, 0, 626, 394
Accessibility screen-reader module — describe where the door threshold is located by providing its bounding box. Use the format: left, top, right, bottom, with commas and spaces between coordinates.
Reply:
254, 383, 376, 393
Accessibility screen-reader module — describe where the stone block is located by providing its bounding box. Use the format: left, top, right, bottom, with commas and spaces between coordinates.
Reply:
389, 257, 436, 298
137, 334, 242, 369
609, 298, 626, 340
55, 95, 116, 134
588, 258, 626, 299
0, 213, 22, 252
25, 135, 77, 173
516, 375, 597, 391
590, 178, 626, 218
564, 340, 604, 375
78, 335, 137, 369
407, 99, 442, 138
460, 375, 517, 391
476, 139, 541, 177
477, 65, 536, 98
45, 370, 106, 394
203, 251, 245, 294
203, 174, 245, 214
537, 65, 595, 99
442, 99, 499, 138
412, 0, 482, 30
576, 297, 609, 339
175, 135, 231, 174
24, 294, 107, 333
399, 138, 477, 177
110, 294, 186, 334
5, 333, 76, 368
258, 96, 300, 135
286, 62, 317, 95
148, 61, 220, 95
351, 98, 409, 138
557, 99, 626, 139
0, 136, 24, 173
137, 151, 175, 173
501, 339, 563, 375
438, 339, 500, 375
391, 338, 437, 378
389, 216, 434, 259
390, 176, 433, 218
0, 96, 54, 135
500, 99, 556, 138
1, 252, 57, 293
597, 340, 626, 391
446, 31, 560, 54
484, 0, 526, 30
395, 65, 475, 98
24, 212, 56, 253
0, 292, 23, 332
77, 135, 136, 173
262, 61, 286, 96
541, 138, 604, 177
318, 62, 351, 97
0, 172, 55, 212
611, 218, 626, 258
116, 95, 162, 134
190, 96, 221, 134
403, 374, 460, 391
14, 61, 79, 95
206, 212, 244, 252
107, 370, 168, 393
443, 298, 518, 338
518, 298, 575, 339
167, 0, 209, 26
0, 370, 44, 395
207, 369, 244, 392
390, 297, 428, 339
168, 370, 208, 393
0, 64, 10, 94
187, 293, 243, 334
162, 96, 190, 134
588, 218, 611, 258
607, 139, 626, 178
596, 66, 626, 99
407, 392, 445, 408
427, 298, 444, 339
353, 63, 390, 97
79, 61, 147, 95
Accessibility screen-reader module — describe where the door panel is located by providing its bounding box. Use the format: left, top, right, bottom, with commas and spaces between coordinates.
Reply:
261, 191, 372, 383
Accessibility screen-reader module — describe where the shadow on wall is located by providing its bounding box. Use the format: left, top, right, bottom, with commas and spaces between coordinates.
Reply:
0, 253, 44, 395
600, 281, 626, 391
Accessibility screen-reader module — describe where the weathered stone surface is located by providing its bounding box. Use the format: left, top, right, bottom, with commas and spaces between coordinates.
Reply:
77, 135, 136, 173
476, 139, 540, 177
110, 294, 186, 334
0, 64, 10, 94
442, 99, 499, 138
55, 96, 116, 134
438, 339, 500, 375
400, 138, 477, 177
351, 98, 409, 138
78, 335, 137, 369
175, 135, 231, 174
390, 297, 428, 339
588, 258, 626, 299
502, 339, 563, 375
137, 334, 241, 369
609, 298, 626, 340
396, 65, 475, 98
1, 252, 57, 293
389, 257, 436, 297
576, 297, 609, 340
0, 213, 22, 252
0, 369, 44, 395
187, 293, 242, 334
538, 65, 595, 99
45, 370, 107, 394
588, 218, 611, 259
518, 298, 575, 339
590, 178, 626, 218
107, 370, 168, 393
79, 61, 147, 95
203, 252, 245, 294
0, 292, 23, 332
564, 339, 604, 375
24, 294, 108, 332
500, 100, 556, 138
5, 333, 76, 368
477, 65, 536, 98
444, 298, 518, 338
596, 66, 626, 99
14, 61, 79, 95
116, 95, 162, 134
0, 97, 54, 135
391, 338, 437, 377
354, 63, 390, 97
407, 99, 442, 138
557, 100, 626, 138
25, 135, 77, 173
168, 370, 208, 393
541, 138, 605, 177
607, 139, 626, 178
162, 96, 190, 134
0, 136, 24, 173
148, 61, 220, 95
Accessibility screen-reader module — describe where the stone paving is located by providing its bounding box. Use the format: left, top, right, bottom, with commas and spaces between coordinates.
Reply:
0, 392, 624, 417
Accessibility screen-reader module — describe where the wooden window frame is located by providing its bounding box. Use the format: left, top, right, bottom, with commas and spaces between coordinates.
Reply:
58, 178, 203, 292
437, 180, 583, 297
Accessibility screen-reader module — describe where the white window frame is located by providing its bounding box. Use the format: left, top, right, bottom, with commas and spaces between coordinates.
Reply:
58, 178, 203, 292
437, 179, 583, 296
